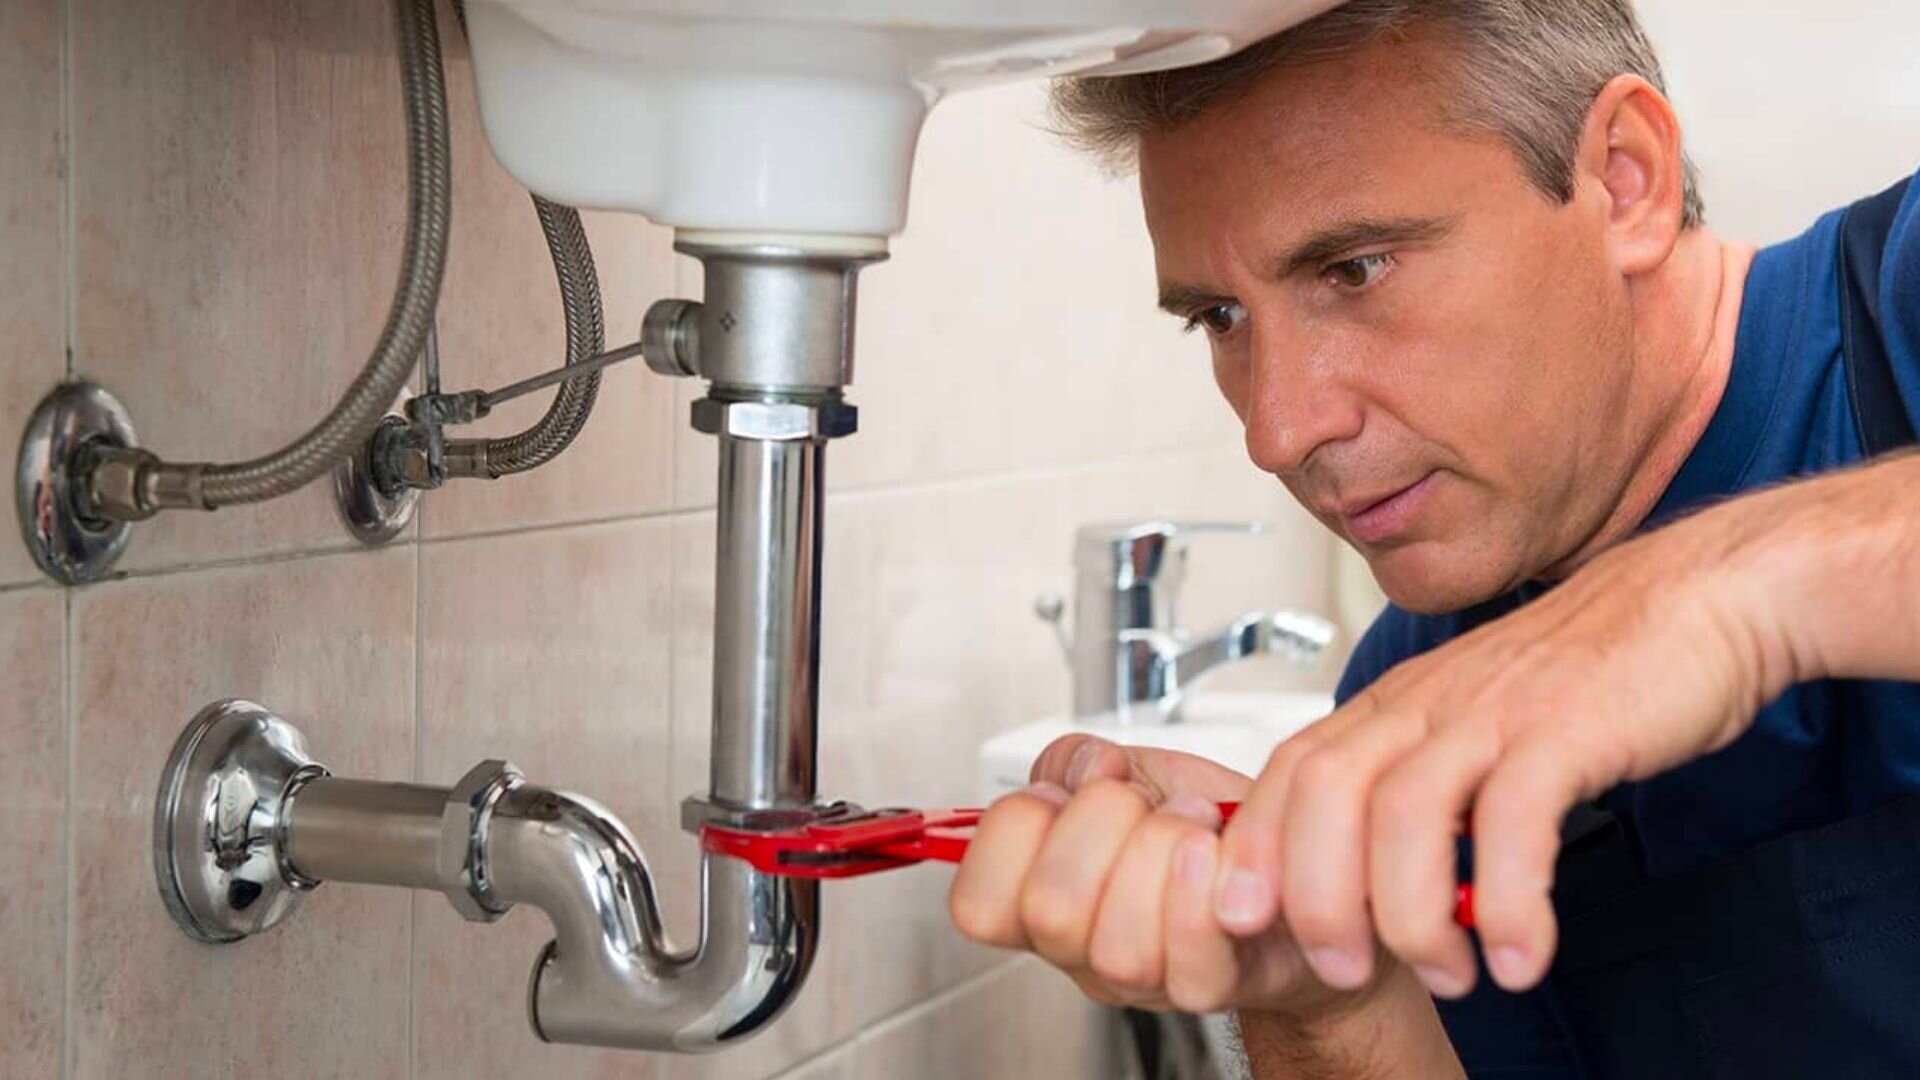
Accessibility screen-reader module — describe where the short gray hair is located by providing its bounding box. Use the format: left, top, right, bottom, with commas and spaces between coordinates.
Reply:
1051, 0, 1705, 227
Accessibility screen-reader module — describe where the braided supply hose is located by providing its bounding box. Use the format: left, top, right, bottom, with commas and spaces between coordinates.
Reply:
449, 196, 605, 478
100, 0, 450, 513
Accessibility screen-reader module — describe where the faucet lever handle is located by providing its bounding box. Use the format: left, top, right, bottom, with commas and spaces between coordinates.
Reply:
1071, 520, 1272, 618
1071, 519, 1266, 550
1163, 520, 1268, 537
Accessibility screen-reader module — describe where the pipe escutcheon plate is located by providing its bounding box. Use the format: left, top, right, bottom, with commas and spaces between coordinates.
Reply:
153, 700, 324, 944
15, 381, 136, 584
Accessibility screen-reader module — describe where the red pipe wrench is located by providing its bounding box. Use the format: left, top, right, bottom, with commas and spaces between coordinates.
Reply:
701, 801, 1477, 928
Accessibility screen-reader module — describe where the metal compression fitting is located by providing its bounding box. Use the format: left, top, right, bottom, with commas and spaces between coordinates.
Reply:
81, 0, 450, 518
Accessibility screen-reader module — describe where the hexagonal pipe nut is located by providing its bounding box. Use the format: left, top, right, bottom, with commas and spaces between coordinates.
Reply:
438, 759, 522, 923
81, 444, 161, 522
689, 398, 858, 442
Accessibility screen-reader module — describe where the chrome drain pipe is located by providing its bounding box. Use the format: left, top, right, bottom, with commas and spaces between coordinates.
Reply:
521, 388, 853, 1049
151, 238, 883, 1054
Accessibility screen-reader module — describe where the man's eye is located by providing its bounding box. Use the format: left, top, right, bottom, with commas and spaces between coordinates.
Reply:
1325, 252, 1395, 289
1182, 302, 1247, 337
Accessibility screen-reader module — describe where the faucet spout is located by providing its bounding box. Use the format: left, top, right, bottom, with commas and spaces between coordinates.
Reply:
1173, 610, 1337, 695
1111, 608, 1336, 725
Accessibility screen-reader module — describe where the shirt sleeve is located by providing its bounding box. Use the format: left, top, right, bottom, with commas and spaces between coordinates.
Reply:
1334, 607, 1399, 705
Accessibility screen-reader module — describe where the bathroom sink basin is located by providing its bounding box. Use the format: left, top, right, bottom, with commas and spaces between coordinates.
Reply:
463, 0, 1343, 234
978, 690, 1335, 802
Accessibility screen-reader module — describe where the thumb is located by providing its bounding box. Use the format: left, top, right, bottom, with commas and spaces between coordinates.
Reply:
1030, 735, 1251, 802
1029, 734, 1127, 789
1125, 745, 1254, 804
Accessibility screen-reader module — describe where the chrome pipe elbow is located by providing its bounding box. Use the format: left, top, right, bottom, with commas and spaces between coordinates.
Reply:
484, 785, 818, 1052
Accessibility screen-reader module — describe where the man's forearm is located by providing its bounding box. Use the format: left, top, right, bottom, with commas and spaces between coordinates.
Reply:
1241, 964, 1463, 1080
1731, 452, 1920, 688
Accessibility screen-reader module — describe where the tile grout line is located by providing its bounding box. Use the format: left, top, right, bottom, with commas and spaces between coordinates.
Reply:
414, 502, 685, 548
60, 0, 75, 383
664, 392, 680, 889
74, 540, 381, 586
60, 586, 75, 1080
59, 0, 77, 1072
408, 528, 424, 1080
842, 957, 1024, 1046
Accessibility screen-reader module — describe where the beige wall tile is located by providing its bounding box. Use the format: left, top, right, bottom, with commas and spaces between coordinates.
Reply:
67, 547, 415, 1078
852, 958, 1126, 1080
832, 82, 1241, 494
414, 519, 683, 1078
0, 0, 66, 586
415, 32, 679, 538
0, 590, 67, 1076
71, 0, 407, 571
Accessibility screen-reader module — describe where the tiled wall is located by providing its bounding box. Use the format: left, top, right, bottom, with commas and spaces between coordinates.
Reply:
0, 3, 1335, 1077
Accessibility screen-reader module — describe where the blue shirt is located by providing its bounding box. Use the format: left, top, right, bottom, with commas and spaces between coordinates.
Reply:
1334, 166, 1920, 1078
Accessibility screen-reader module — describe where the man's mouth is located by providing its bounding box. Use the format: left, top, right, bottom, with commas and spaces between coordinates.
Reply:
1337, 471, 1440, 545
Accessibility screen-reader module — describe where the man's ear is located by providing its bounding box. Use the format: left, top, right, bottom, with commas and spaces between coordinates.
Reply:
1574, 74, 1688, 276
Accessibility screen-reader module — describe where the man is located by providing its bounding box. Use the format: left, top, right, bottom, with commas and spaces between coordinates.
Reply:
948, 1, 1920, 1076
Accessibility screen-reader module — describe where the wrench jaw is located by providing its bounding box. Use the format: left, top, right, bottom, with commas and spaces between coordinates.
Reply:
698, 804, 985, 879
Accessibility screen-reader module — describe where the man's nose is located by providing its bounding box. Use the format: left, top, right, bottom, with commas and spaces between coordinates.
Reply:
1240, 329, 1365, 476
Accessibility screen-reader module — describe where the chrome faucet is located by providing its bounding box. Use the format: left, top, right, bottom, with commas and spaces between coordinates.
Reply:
1042, 521, 1337, 725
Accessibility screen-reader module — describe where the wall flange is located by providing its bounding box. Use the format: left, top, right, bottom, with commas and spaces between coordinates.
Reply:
15, 381, 138, 585
333, 413, 419, 545
152, 700, 325, 944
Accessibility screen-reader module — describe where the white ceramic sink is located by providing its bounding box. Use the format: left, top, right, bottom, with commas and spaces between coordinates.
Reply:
978, 691, 1335, 803
463, 0, 1342, 235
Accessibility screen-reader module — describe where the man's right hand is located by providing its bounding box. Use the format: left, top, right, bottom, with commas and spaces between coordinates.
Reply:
946, 733, 1387, 1018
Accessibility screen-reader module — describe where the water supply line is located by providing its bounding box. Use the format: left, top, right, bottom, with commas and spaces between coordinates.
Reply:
78, 0, 450, 520
363, 195, 610, 495
402, 0, 610, 486
444, 196, 606, 479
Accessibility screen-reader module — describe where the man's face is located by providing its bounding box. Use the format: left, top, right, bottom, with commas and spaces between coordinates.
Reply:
1141, 33, 1642, 613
